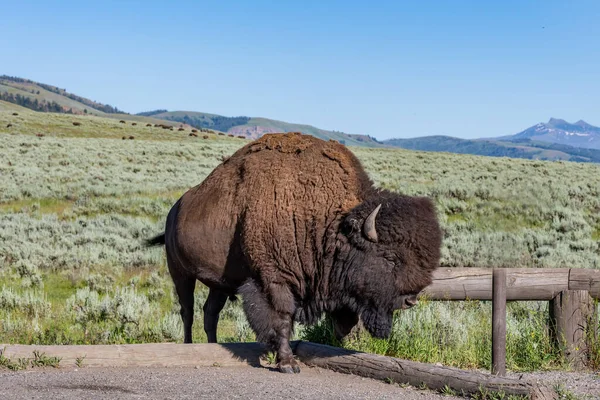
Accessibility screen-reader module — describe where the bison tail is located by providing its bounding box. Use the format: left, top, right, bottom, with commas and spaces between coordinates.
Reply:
145, 233, 166, 247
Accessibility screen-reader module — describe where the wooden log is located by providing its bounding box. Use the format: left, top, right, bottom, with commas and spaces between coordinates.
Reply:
295, 342, 556, 400
0, 342, 281, 368
492, 268, 507, 376
549, 290, 593, 369
569, 269, 600, 299
421, 268, 571, 301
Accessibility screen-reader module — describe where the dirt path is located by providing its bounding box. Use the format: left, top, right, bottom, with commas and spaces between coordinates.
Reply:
1, 365, 463, 400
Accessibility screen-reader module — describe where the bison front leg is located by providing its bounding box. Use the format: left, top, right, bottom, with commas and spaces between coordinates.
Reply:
240, 280, 300, 373
271, 315, 298, 373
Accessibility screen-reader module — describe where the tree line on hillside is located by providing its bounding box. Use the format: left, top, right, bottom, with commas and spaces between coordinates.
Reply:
0, 91, 65, 113
162, 114, 251, 133
0, 75, 126, 114
385, 135, 600, 163
136, 109, 168, 117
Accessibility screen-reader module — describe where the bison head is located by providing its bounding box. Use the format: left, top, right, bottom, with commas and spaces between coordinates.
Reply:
335, 191, 441, 338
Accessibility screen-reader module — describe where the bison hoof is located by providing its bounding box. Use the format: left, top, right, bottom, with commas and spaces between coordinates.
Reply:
277, 361, 301, 374
278, 365, 295, 374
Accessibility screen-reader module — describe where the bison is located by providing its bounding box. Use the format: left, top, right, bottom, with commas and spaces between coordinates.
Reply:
72, 122, 81, 126
146, 123, 153, 127
12, 113, 18, 116
119, 120, 126, 124
178, 128, 185, 131
191, 129, 198, 133
147, 132, 441, 373
132, 122, 137, 126
6, 123, 12, 128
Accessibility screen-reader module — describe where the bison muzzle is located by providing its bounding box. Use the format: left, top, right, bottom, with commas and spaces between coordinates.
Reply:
147, 132, 441, 373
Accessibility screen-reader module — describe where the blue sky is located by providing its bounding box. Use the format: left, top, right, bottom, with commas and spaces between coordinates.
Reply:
2, 1, 599, 139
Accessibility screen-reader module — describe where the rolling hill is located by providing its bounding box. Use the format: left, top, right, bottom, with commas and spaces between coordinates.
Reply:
0, 76, 180, 127
138, 110, 383, 147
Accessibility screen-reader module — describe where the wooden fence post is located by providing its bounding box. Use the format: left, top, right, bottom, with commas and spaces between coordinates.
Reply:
549, 290, 593, 369
492, 268, 507, 376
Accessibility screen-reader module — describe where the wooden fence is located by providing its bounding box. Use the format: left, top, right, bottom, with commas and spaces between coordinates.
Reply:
420, 268, 600, 375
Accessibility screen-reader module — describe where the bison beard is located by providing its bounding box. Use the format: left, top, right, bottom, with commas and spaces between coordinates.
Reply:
147, 132, 442, 373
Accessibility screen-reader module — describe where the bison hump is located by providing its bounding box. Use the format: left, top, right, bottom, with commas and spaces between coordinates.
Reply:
247, 132, 314, 154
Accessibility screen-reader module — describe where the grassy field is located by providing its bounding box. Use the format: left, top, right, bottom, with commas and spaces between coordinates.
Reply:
1, 109, 599, 372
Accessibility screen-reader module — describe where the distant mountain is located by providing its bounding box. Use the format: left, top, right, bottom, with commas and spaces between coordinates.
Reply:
383, 135, 600, 163
139, 110, 383, 147
500, 118, 600, 150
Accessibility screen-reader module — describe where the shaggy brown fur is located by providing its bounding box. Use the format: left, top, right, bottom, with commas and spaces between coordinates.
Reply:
147, 132, 441, 373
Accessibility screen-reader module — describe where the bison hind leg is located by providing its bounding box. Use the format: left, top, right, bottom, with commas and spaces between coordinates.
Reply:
239, 279, 300, 373
171, 272, 196, 344
203, 288, 228, 343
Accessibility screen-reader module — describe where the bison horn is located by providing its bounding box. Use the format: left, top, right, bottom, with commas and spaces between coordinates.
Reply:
363, 204, 381, 242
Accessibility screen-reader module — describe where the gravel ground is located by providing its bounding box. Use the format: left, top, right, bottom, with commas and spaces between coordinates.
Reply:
510, 371, 600, 399
0, 365, 463, 400
3, 365, 600, 399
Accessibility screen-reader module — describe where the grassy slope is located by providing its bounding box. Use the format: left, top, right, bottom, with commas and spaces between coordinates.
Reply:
0, 100, 30, 112
0, 107, 225, 140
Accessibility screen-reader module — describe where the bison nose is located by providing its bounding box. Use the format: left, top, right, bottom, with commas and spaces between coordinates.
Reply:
403, 295, 418, 309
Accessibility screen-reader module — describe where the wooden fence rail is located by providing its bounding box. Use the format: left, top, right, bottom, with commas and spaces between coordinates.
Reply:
420, 267, 599, 374
421, 268, 600, 301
